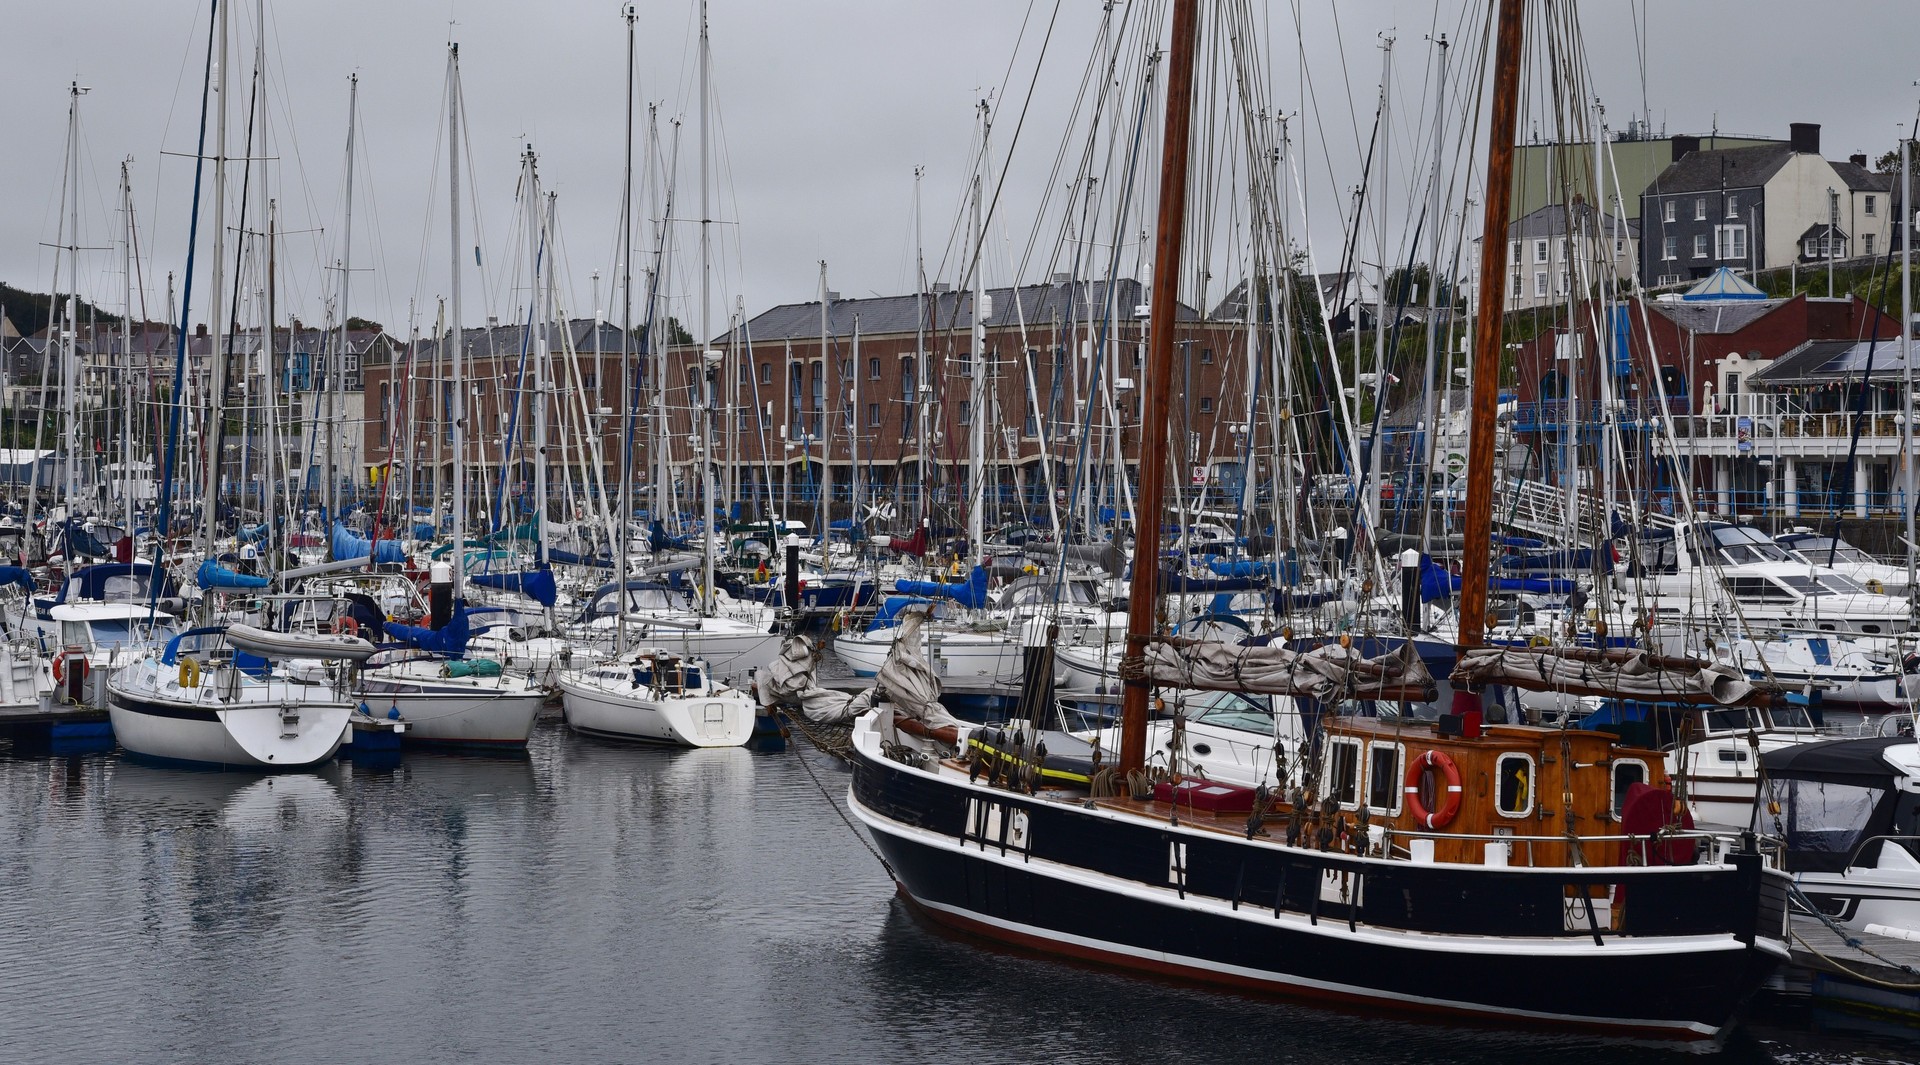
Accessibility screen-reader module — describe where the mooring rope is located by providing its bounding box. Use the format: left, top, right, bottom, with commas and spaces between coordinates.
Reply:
783, 710, 894, 878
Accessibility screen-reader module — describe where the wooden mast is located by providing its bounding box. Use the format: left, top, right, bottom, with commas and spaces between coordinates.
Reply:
1456, 0, 1527, 648
1118, 0, 1202, 775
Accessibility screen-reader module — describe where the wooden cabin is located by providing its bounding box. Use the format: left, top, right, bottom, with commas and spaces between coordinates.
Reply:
1308, 716, 1667, 867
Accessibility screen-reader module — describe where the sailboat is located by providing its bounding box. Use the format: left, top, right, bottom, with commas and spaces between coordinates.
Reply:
555, 4, 759, 749
823, 0, 1790, 1039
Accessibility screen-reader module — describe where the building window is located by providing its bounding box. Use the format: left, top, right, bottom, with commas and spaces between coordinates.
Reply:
1508, 270, 1522, 298
1692, 233, 1710, 258
1865, 234, 1877, 256
1804, 238, 1819, 258
1556, 270, 1569, 295
1615, 238, 1625, 256
1727, 194, 1740, 218
759, 362, 772, 385
1495, 753, 1535, 817
1866, 195, 1878, 217
1558, 237, 1570, 262
1715, 224, 1748, 260
1533, 239, 1549, 264
1662, 236, 1678, 261
1662, 200, 1676, 223
1509, 240, 1520, 262
901, 356, 917, 407
1533, 271, 1548, 297
1693, 197, 1707, 221
1199, 396, 1214, 413
958, 399, 973, 425
1199, 347, 1214, 365
737, 361, 750, 385
868, 357, 881, 380
867, 402, 881, 427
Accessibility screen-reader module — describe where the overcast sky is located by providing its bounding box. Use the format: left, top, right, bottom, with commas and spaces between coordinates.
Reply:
5, 1, 1917, 339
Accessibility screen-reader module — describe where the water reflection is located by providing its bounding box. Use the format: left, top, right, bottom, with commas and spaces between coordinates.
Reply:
0, 729, 1914, 1064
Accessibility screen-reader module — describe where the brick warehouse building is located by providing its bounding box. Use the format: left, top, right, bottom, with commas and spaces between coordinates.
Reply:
359, 277, 1261, 526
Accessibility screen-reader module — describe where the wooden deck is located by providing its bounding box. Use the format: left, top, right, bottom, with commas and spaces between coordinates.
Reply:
1788, 914, 1920, 1019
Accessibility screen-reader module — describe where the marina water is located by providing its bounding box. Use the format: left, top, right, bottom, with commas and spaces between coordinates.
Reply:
0, 723, 1912, 1065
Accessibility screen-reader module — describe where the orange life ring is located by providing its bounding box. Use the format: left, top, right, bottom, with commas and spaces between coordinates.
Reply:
1404, 749, 1463, 829
330, 615, 361, 637
54, 652, 89, 686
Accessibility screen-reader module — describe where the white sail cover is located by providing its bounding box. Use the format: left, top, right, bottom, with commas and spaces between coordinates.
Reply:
1143, 638, 1434, 700
1451, 646, 1762, 706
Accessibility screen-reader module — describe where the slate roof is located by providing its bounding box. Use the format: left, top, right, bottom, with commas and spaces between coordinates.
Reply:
1831, 160, 1891, 194
737, 278, 1197, 344
1643, 144, 1796, 196
1507, 202, 1638, 240
1750, 338, 1916, 387
1646, 298, 1785, 334
416, 318, 633, 361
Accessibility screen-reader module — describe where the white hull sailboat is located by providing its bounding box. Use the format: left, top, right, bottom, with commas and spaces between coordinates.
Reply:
107, 652, 354, 769
559, 651, 756, 747
356, 656, 546, 747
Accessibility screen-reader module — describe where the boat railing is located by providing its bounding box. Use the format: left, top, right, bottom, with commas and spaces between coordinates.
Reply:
1838, 833, 1920, 871
1372, 825, 1784, 867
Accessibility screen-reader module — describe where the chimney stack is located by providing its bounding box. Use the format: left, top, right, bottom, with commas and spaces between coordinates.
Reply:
1671, 135, 1700, 161
194, 323, 208, 338
1789, 123, 1821, 155
1849, 152, 1868, 169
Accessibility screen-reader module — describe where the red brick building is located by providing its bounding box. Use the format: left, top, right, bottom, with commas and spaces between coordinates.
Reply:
361, 278, 1259, 525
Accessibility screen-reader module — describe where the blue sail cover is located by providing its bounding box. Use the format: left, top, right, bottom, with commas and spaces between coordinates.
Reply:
196, 558, 270, 590
1160, 568, 1266, 593
0, 566, 32, 594
649, 520, 691, 552
894, 565, 990, 609
412, 522, 435, 540
468, 567, 558, 608
547, 547, 613, 569
332, 522, 405, 565
385, 604, 472, 658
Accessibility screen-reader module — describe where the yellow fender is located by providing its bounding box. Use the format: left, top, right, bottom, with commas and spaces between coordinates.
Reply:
179, 657, 202, 689
1526, 635, 1550, 650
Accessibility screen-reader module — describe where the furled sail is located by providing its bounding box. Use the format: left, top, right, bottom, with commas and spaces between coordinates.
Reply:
1451, 646, 1770, 706
762, 610, 958, 730
1144, 637, 1436, 701
758, 634, 874, 723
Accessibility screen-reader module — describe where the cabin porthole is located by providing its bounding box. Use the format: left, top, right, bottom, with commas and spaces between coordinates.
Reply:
1494, 753, 1535, 818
